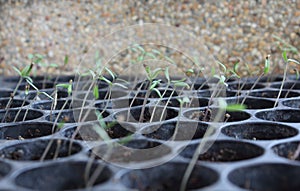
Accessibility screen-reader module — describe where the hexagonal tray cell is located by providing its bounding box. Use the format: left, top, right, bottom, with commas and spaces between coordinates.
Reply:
180, 140, 264, 162
226, 97, 276, 109
0, 122, 57, 140
256, 109, 300, 123
15, 161, 112, 191
45, 109, 109, 123
270, 81, 300, 90
249, 90, 300, 98
227, 82, 265, 91
20, 89, 69, 100
63, 121, 134, 141
114, 106, 178, 123
190, 82, 210, 90
0, 139, 82, 161
0, 89, 14, 98
228, 163, 300, 191
257, 75, 284, 83
272, 141, 300, 161
0, 109, 43, 123
282, 98, 300, 108
142, 121, 211, 141
90, 139, 172, 163
33, 99, 90, 110
222, 122, 298, 140
184, 108, 251, 122
0, 98, 29, 109
95, 98, 148, 110
156, 97, 209, 108
75, 89, 128, 100
197, 90, 240, 98
120, 162, 218, 191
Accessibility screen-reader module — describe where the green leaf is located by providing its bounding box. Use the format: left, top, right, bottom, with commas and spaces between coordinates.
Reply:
93, 85, 99, 99
151, 49, 161, 56
226, 104, 246, 111
113, 82, 127, 90
118, 134, 133, 145
282, 51, 288, 62
28, 54, 34, 60
64, 55, 69, 65
174, 81, 189, 88
295, 69, 300, 80
133, 44, 145, 53
164, 56, 175, 65
217, 61, 227, 73
264, 56, 270, 75
93, 123, 111, 141
150, 80, 160, 90
49, 63, 58, 68
12, 66, 22, 76
288, 58, 300, 65
145, 52, 156, 59
56, 84, 70, 89
233, 61, 239, 74
105, 67, 116, 80
182, 96, 190, 103
152, 88, 162, 98
99, 76, 112, 85
151, 67, 162, 79
164, 67, 170, 82
67, 84, 72, 95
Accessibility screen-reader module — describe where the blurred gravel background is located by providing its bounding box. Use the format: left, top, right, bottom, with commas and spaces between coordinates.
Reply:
0, 0, 300, 76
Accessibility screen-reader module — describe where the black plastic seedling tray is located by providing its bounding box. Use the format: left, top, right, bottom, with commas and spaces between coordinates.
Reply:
0, 75, 300, 191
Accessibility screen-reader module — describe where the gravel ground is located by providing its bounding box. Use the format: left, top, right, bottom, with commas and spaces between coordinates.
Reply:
0, 0, 300, 76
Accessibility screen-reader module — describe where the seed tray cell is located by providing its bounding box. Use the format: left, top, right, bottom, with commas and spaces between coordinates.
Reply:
1, 75, 300, 190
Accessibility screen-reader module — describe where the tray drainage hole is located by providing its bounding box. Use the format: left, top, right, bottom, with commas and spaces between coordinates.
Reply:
184, 108, 251, 122
120, 162, 218, 190
0, 161, 11, 181
0, 122, 57, 140
142, 121, 211, 141
63, 121, 135, 141
180, 140, 264, 162
282, 98, 300, 108
115, 106, 178, 123
0, 139, 82, 161
15, 161, 112, 190
0, 109, 43, 123
226, 97, 276, 109
255, 109, 300, 122
249, 90, 300, 98
272, 141, 300, 161
228, 163, 300, 191
89, 139, 171, 163
222, 122, 298, 140
45, 109, 110, 123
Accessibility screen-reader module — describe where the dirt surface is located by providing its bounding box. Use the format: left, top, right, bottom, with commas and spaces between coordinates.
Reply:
0, 0, 300, 76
